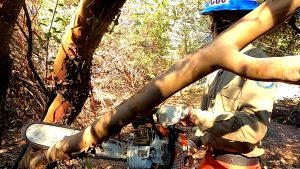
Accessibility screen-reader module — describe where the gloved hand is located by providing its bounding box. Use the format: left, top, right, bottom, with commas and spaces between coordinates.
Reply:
190, 109, 233, 131
156, 105, 190, 127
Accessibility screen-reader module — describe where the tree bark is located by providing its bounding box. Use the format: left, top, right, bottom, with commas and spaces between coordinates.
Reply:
19, 0, 126, 168
0, 0, 22, 148
30, 0, 300, 167
43, 0, 126, 124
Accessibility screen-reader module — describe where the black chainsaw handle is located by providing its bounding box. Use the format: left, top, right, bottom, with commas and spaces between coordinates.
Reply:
165, 125, 176, 169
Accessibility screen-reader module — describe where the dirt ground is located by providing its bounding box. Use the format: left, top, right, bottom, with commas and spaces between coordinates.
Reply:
261, 121, 300, 169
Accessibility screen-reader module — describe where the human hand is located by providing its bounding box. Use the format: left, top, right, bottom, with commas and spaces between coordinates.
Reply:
189, 109, 205, 126
156, 105, 190, 127
190, 109, 229, 131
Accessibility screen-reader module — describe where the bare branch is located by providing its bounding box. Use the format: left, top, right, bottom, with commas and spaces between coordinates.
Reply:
22, 0, 52, 98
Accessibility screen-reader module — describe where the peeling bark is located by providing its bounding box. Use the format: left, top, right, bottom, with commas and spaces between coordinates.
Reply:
19, 0, 127, 168
44, 0, 126, 124
29, 0, 300, 167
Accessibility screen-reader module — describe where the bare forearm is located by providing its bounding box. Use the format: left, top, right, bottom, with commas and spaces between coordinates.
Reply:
214, 48, 300, 83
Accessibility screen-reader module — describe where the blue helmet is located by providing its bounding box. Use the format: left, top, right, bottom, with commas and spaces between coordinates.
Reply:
202, 0, 259, 15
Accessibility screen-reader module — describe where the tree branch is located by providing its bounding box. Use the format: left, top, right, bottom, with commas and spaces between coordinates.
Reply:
16, 21, 29, 42
45, 0, 60, 81
22, 0, 52, 98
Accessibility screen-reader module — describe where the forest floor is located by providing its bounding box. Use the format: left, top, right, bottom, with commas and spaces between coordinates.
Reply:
0, 88, 299, 168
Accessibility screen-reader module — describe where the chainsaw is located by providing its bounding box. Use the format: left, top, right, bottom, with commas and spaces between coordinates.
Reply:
22, 106, 197, 169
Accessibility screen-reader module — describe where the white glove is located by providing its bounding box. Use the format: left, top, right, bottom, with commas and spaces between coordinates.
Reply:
156, 105, 190, 127
190, 109, 234, 131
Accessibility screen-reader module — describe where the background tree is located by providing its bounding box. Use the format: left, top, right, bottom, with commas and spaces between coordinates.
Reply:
0, 0, 22, 148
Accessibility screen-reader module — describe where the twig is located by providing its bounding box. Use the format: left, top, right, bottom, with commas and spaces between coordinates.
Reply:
16, 22, 29, 42
45, 0, 60, 80
22, 0, 51, 98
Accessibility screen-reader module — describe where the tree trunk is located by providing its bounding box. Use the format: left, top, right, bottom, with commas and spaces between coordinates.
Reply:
19, 0, 126, 168
43, 0, 126, 124
0, 0, 22, 148
29, 1, 300, 167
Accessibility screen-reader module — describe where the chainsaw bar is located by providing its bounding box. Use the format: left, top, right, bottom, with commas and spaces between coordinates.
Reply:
22, 122, 80, 149
22, 122, 127, 160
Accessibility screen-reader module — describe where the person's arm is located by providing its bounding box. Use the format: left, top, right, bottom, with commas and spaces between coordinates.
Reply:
208, 0, 299, 82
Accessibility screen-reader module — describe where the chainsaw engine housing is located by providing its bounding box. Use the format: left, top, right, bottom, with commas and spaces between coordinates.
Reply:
126, 125, 170, 169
